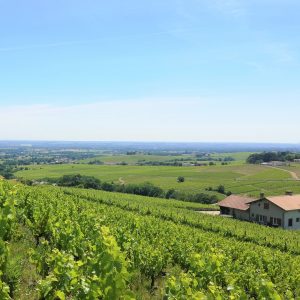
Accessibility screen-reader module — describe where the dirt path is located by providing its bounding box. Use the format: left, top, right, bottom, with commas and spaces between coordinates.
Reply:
118, 177, 125, 185
268, 166, 300, 180
289, 170, 299, 180
196, 210, 220, 216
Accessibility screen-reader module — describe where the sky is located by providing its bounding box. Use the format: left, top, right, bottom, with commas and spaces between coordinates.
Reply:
0, 0, 299, 142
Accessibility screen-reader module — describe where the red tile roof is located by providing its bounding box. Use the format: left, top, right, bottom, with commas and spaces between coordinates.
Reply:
267, 195, 300, 211
218, 195, 255, 211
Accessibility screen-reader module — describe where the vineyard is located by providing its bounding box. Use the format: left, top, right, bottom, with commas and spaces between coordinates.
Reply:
1, 179, 300, 299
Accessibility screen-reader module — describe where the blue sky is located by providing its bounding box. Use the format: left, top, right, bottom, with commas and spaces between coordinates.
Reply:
0, 0, 299, 142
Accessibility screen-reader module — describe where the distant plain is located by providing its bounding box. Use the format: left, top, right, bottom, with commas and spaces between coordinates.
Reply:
16, 152, 300, 198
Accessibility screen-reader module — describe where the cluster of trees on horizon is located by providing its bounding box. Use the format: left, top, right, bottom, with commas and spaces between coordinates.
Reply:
247, 151, 300, 164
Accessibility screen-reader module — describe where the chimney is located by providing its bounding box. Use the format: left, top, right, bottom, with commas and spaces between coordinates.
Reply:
286, 191, 293, 196
260, 192, 265, 199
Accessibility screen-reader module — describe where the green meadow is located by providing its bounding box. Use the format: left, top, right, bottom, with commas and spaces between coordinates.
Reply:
80, 152, 252, 165
81, 154, 186, 164
16, 162, 300, 198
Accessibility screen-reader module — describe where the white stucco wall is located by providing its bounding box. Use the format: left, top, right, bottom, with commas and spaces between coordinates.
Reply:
283, 211, 300, 230
249, 199, 284, 226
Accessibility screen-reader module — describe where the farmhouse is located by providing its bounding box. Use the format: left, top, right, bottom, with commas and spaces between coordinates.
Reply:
218, 192, 300, 229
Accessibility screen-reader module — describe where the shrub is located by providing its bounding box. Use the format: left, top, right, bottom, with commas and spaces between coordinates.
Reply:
177, 176, 185, 183
216, 185, 225, 194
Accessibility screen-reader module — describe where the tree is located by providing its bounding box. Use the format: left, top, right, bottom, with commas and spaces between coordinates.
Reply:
177, 176, 185, 183
217, 185, 225, 194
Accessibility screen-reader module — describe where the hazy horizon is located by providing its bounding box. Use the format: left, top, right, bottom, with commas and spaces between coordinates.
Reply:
1, 140, 300, 155
1, 139, 300, 144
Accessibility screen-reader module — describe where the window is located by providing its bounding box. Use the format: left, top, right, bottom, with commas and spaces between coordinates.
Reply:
258, 215, 267, 223
264, 203, 269, 209
296, 218, 300, 222
288, 218, 293, 227
273, 218, 282, 226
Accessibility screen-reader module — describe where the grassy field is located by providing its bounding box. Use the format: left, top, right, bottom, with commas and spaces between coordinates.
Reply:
80, 151, 251, 165
209, 151, 252, 161
16, 162, 300, 198
81, 154, 187, 164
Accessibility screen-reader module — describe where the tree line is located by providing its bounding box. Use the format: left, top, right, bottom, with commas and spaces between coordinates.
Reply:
247, 151, 300, 164
21, 174, 219, 205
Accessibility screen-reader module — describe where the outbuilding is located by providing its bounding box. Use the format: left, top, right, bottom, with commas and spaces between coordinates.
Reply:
218, 195, 255, 221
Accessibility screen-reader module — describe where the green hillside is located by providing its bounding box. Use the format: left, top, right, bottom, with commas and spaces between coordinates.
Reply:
16, 162, 300, 197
